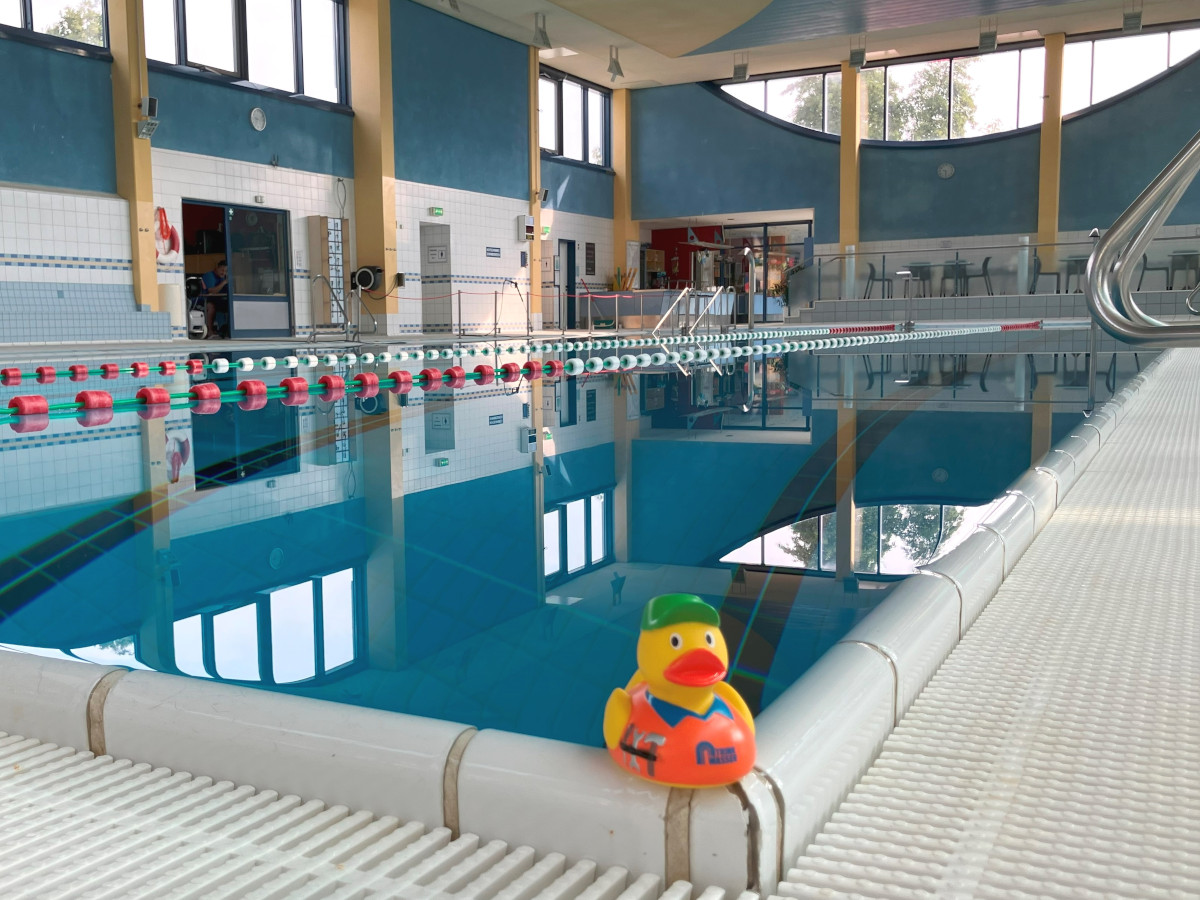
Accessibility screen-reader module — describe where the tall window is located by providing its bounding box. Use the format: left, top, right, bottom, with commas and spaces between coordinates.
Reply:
539, 67, 610, 167
720, 21, 1200, 142
1, 0, 107, 46
544, 490, 612, 583
143, 0, 346, 103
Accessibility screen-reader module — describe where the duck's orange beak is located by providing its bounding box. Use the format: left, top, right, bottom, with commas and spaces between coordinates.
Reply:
663, 648, 726, 686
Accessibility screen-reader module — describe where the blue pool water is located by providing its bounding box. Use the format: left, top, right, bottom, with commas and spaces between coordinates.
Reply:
0, 345, 1148, 745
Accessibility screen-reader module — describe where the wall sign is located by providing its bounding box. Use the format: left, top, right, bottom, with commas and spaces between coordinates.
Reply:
486, 247, 501, 258
489, 414, 504, 425
427, 245, 448, 263
585, 242, 596, 276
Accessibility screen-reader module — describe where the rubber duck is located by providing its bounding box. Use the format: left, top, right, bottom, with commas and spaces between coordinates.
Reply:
603, 593, 755, 787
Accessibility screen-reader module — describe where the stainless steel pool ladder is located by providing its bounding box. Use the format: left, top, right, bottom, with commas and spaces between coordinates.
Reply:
1086, 125, 1200, 345
309, 275, 379, 342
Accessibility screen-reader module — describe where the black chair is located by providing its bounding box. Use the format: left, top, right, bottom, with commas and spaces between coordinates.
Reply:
963, 257, 993, 296
1028, 254, 1061, 294
1137, 253, 1170, 290
863, 262, 893, 299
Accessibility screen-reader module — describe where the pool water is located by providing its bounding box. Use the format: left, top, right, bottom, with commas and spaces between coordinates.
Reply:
0, 345, 1148, 746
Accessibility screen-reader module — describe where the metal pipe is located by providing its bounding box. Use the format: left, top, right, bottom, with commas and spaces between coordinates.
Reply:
743, 247, 756, 331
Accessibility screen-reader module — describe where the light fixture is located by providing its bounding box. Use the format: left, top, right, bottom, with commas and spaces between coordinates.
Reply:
848, 47, 866, 69
732, 51, 749, 81
979, 17, 997, 52
532, 12, 550, 49
1123, 9, 1142, 33
607, 45, 623, 82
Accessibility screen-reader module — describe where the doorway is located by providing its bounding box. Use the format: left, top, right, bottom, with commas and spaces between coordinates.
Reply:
558, 240, 577, 330
182, 201, 293, 339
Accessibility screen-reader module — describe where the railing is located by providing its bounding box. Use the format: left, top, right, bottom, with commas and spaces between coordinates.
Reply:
1087, 126, 1200, 345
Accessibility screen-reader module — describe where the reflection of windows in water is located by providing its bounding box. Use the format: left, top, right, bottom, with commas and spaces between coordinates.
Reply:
191, 374, 300, 489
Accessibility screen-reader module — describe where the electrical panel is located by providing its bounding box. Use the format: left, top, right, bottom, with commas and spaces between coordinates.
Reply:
519, 427, 537, 453
518, 215, 535, 241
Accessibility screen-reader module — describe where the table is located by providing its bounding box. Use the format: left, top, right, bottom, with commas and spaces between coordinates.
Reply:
941, 259, 968, 297
1063, 255, 1090, 293
1168, 250, 1199, 290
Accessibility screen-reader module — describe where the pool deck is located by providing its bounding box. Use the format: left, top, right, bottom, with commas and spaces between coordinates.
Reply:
1, 349, 1197, 897
779, 347, 1200, 898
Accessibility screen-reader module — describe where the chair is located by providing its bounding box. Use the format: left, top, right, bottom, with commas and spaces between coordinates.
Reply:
1028, 254, 1061, 294
1137, 253, 1169, 290
963, 257, 993, 296
863, 263, 893, 299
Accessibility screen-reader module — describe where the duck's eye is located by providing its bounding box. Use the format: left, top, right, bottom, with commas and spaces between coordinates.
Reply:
669, 633, 683, 649
705, 631, 716, 646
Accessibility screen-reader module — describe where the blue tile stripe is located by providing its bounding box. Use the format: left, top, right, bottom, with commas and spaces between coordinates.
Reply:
0, 423, 142, 450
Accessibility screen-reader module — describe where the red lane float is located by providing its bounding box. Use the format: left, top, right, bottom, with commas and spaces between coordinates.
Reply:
100, 364, 120, 379
1, 368, 20, 386
159, 361, 176, 376
545, 359, 565, 378
186, 359, 205, 375
76, 390, 114, 409
318, 374, 346, 401
444, 366, 466, 389
136, 386, 170, 405
69, 364, 89, 382
238, 378, 269, 411
36, 366, 56, 384
828, 323, 897, 335
523, 359, 543, 381
1000, 321, 1042, 332
419, 368, 442, 391
189, 382, 222, 415
352, 372, 380, 398
131, 362, 150, 377
11, 414, 48, 434
8, 395, 48, 416
387, 371, 413, 394
474, 364, 495, 386
499, 362, 522, 383
280, 376, 310, 406
139, 403, 171, 420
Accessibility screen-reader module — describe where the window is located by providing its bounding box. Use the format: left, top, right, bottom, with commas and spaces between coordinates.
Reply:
719, 21, 1200, 142
544, 490, 613, 584
539, 66, 610, 167
146, 0, 347, 104
2, 0, 107, 46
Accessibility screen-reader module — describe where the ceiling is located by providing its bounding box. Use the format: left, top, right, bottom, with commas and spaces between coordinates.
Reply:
415, 0, 1199, 87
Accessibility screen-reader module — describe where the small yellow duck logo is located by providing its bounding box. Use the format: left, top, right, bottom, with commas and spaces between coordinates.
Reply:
603, 593, 755, 787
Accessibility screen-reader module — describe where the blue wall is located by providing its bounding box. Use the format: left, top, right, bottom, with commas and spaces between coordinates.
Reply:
391, 0, 529, 200
631, 84, 841, 242
0, 40, 115, 192
545, 442, 615, 504
542, 157, 614, 218
403, 468, 538, 660
1060, 53, 1200, 231
860, 130, 1039, 240
148, 69, 353, 176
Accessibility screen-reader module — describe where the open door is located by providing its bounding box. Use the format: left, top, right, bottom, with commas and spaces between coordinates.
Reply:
226, 206, 292, 338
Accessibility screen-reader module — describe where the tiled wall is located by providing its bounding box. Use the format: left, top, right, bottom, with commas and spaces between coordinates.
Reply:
151, 148, 356, 340
0, 184, 170, 344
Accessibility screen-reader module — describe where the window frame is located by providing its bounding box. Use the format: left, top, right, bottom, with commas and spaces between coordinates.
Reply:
153, 0, 348, 106
539, 65, 611, 169
0, 0, 111, 52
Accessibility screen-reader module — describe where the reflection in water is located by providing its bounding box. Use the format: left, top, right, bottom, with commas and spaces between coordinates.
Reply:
0, 348, 1151, 745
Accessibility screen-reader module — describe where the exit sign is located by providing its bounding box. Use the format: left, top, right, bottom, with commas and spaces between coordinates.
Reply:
429, 206, 443, 216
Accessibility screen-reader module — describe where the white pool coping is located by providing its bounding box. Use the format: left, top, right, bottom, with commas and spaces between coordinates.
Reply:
0, 354, 1162, 897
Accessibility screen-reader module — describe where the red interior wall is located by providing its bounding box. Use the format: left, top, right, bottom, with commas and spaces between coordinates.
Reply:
181, 203, 225, 249
650, 226, 724, 286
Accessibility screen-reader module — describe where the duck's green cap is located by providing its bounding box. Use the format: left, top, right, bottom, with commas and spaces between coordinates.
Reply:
641, 593, 720, 631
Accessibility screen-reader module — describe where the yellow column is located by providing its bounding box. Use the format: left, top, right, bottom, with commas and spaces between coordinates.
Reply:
839, 62, 861, 254
612, 89, 638, 294
1037, 33, 1066, 271
349, 0, 399, 318
1030, 372, 1054, 466
107, 0, 159, 313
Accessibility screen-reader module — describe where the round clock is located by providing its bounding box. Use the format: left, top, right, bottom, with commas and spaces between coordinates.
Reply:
937, 162, 955, 180
249, 107, 267, 131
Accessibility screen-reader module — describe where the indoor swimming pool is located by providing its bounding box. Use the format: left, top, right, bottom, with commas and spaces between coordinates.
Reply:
0, 341, 1150, 747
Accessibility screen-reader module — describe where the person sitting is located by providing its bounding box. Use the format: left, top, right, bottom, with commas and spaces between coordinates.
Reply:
202, 259, 230, 338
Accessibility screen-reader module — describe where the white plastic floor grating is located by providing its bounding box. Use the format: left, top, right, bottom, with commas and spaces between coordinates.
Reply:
778, 348, 1200, 899
0, 734, 745, 900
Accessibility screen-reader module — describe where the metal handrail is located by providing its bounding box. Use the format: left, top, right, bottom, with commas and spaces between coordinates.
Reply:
309, 274, 353, 343
1086, 126, 1200, 345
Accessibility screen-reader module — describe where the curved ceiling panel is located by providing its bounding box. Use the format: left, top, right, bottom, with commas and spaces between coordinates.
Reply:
552, 0, 772, 58
688, 0, 1091, 56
